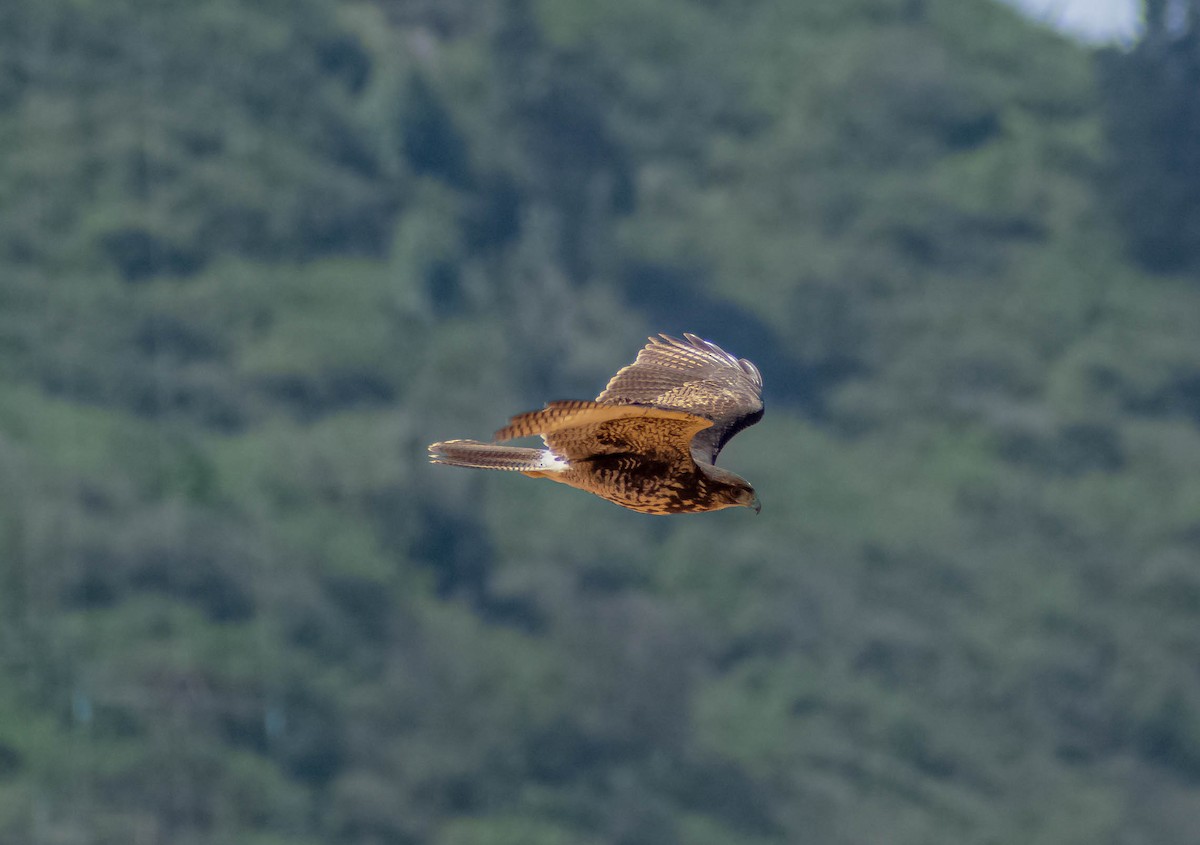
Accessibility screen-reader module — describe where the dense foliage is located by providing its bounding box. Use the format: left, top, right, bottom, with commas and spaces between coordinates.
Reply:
2, 0, 1199, 842
1100, 0, 1200, 273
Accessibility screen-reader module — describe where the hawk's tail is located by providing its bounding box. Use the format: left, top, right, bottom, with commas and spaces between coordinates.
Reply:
428, 440, 565, 473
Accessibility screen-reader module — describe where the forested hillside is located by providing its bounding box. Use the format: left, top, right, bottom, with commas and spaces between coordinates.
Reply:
3, 0, 1200, 842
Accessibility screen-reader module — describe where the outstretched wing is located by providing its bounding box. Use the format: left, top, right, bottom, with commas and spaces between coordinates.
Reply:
494, 398, 714, 470
494, 400, 707, 443
596, 334, 763, 464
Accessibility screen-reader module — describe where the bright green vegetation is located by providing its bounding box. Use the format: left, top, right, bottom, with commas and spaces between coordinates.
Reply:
2, 0, 1199, 842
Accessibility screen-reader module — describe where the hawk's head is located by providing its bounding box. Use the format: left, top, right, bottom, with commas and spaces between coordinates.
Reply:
732, 485, 762, 514
703, 465, 761, 514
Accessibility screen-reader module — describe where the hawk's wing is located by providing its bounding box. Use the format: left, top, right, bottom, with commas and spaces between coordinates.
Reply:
494, 400, 708, 443
596, 334, 763, 464
494, 399, 714, 464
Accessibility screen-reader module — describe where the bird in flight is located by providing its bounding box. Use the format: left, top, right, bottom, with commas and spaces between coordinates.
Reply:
429, 333, 763, 514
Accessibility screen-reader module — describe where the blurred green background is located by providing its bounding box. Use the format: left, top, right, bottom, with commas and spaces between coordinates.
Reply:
3, 0, 1200, 842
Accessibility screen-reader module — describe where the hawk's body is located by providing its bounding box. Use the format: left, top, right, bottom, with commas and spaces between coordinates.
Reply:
429, 334, 763, 515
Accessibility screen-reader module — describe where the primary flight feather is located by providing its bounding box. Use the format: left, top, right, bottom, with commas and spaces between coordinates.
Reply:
429, 333, 763, 514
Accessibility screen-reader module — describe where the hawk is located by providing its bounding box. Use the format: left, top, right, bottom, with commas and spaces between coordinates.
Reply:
429, 333, 763, 515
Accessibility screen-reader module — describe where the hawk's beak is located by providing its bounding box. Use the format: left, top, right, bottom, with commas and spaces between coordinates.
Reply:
750, 494, 761, 515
